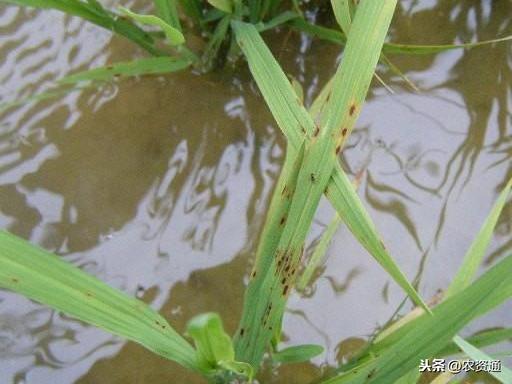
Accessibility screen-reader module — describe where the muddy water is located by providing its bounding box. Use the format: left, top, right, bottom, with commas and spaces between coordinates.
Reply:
0, 1, 511, 383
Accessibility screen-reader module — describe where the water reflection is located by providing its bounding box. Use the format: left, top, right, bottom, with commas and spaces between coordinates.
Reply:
0, 0, 511, 383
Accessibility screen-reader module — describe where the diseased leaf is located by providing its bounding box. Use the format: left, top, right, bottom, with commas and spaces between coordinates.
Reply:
231, 18, 427, 315
153, 0, 181, 30
232, 1, 427, 371
0, 231, 198, 372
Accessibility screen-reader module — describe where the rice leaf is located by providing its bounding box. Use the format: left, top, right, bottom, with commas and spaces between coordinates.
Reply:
439, 328, 512, 357
325, 169, 428, 311
118, 6, 185, 46
393, 368, 421, 384
207, 0, 232, 13
202, 14, 231, 70
380, 54, 419, 92
1, 0, 161, 55
153, 0, 181, 30
218, 361, 254, 381
446, 178, 512, 297
232, 1, 426, 370
178, 0, 202, 26
290, 19, 512, 56
297, 213, 341, 291
232, 9, 427, 315
384, 35, 512, 55
186, 313, 235, 369
272, 344, 324, 363
429, 372, 455, 384
330, 0, 352, 35
233, 139, 307, 367
59, 57, 191, 84
453, 335, 512, 383
255, 10, 300, 32
0, 231, 198, 371
321, 253, 512, 383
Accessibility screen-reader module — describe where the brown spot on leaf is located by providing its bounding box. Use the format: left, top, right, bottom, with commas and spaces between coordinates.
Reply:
280, 216, 286, 226
342, 128, 348, 136
282, 285, 289, 296
336, 145, 341, 155
313, 126, 320, 137
310, 173, 316, 183
240, 328, 245, 336
349, 104, 356, 116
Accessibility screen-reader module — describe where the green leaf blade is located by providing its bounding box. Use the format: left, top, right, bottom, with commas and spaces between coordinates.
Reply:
453, 335, 512, 383
323, 253, 512, 383
59, 57, 191, 84
446, 178, 512, 297
119, 6, 185, 46
273, 344, 324, 364
0, 231, 198, 372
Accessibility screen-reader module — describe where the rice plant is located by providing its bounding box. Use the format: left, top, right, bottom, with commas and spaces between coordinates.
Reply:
1, 1, 512, 383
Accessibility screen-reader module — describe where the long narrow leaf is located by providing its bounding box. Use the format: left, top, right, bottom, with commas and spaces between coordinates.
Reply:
232, 16, 427, 314
290, 18, 512, 56
1, 0, 161, 55
0, 231, 199, 372
321, 253, 512, 383
330, 0, 352, 35
153, 0, 181, 30
446, 178, 512, 297
232, 1, 421, 369
59, 57, 191, 84
119, 7, 185, 46
453, 335, 512, 383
